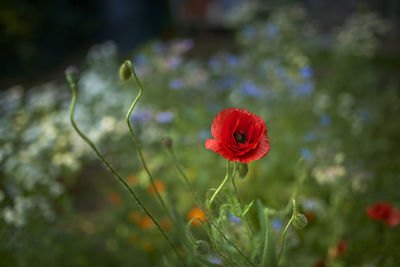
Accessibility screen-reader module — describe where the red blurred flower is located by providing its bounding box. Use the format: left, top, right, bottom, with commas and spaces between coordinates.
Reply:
205, 108, 270, 163
367, 202, 400, 227
329, 239, 347, 258
304, 211, 316, 223
336, 240, 347, 257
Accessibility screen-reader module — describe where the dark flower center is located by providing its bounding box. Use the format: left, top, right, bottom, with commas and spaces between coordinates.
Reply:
234, 131, 247, 144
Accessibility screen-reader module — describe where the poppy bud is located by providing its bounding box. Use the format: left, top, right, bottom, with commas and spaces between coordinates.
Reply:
238, 163, 248, 179
195, 240, 210, 255
292, 213, 308, 229
119, 60, 132, 80
162, 137, 173, 149
65, 66, 80, 85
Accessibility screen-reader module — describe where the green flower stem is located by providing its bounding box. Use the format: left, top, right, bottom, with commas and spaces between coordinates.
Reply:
231, 171, 253, 240
68, 83, 187, 267
261, 209, 271, 267
208, 160, 231, 209
126, 64, 174, 222
277, 199, 296, 264
167, 149, 255, 267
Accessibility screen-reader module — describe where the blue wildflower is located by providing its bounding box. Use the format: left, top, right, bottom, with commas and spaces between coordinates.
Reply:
272, 219, 282, 230
134, 54, 147, 66
241, 80, 262, 97
156, 112, 174, 123
296, 82, 314, 95
228, 212, 241, 224
167, 57, 182, 69
169, 79, 183, 90
320, 115, 331, 126
226, 54, 240, 66
266, 23, 279, 37
301, 148, 312, 160
300, 66, 313, 78
133, 110, 152, 123
209, 257, 222, 265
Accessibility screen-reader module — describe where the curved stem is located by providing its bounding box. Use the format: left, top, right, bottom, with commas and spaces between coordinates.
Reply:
232, 172, 253, 240
277, 199, 296, 264
126, 64, 174, 222
68, 83, 187, 267
208, 160, 231, 209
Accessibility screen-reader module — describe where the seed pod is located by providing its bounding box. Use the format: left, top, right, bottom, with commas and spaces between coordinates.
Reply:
195, 240, 210, 255
292, 213, 308, 230
119, 61, 132, 80
65, 66, 80, 84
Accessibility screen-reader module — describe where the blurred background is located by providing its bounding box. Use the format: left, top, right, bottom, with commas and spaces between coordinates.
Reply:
1, 0, 400, 266
1, 0, 399, 88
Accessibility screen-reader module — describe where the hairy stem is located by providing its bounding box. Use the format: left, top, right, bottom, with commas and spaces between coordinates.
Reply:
126, 63, 174, 222
208, 160, 231, 209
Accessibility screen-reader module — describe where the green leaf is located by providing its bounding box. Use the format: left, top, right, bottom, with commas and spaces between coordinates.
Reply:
257, 199, 267, 233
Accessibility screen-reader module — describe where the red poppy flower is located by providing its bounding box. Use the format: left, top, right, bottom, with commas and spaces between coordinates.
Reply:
205, 108, 270, 163
366, 202, 400, 227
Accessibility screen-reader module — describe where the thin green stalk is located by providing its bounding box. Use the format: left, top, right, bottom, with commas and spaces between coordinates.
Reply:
208, 160, 231, 209
232, 172, 253, 240
126, 63, 174, 222
277, 200, 296, 264
260, 209, 270, 267
68, 83, 187, 267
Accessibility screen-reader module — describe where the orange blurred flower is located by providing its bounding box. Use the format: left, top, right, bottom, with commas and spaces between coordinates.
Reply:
126, 174, 138, 186
108, 191, 121, 206
139, 216, 154, 230
147, 180, 166, 195
187, 207, 206, 226
127, 211, 141, 224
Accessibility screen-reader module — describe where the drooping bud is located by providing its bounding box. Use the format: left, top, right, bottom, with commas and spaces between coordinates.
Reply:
65, 66, 80, 85
292, 213, 308, 229
238, 163, 248, 179
162, 137, 173, 149
195, 240, 210, 255
119, 60, 132, 80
